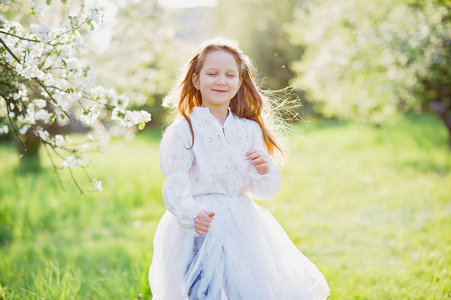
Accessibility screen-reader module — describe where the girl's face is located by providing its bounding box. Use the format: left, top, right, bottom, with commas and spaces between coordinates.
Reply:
192, 50, 242, 110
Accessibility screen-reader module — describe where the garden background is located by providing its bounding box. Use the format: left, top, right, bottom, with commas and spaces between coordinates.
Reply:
0, 0, 450, 299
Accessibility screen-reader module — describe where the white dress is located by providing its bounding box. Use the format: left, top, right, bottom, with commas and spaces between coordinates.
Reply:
149, 106, 330, 300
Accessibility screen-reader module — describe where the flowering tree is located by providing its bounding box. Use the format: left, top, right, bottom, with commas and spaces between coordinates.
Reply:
0, 0, 151, 193
288, 0, 451, 145
89, 0, 179, 127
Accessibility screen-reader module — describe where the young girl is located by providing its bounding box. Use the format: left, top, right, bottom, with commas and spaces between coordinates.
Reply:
149, 38, 329, 300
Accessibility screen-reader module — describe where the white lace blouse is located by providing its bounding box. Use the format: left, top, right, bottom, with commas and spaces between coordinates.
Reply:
159, 106, 282, 234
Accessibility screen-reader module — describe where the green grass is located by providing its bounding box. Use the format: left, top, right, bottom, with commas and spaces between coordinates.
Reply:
0, 114, 450, 299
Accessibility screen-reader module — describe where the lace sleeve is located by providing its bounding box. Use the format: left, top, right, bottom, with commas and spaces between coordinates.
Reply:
159, 121, 207, 233
248, 121, 282, 200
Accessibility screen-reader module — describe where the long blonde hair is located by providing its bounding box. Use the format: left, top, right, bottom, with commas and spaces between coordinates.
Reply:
163, 38, 284, 159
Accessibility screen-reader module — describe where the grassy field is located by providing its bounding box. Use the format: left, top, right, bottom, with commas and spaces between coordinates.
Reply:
0, 114, 450, 299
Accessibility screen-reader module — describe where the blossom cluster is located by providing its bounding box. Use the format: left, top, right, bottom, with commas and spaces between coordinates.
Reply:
0, 2, 152, 193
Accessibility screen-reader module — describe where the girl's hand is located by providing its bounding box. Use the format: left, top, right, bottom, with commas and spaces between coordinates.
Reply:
245, 150, 270, 175
194, 210, 215, 235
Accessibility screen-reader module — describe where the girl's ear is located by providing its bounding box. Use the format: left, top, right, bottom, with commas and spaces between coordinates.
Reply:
192, 73, 199, 89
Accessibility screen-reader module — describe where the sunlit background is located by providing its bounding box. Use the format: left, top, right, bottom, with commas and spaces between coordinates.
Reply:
0, 0, 450, 299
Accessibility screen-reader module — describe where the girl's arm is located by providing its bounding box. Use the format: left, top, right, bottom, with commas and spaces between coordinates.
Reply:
247, 121, 282, 200
159, 122, 207, 234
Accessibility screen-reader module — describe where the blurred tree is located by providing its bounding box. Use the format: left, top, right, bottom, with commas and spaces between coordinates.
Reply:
88, 0, 182, 128
288, 0, 451, 145
214, 0, 303, 91
0, 0, 151, 192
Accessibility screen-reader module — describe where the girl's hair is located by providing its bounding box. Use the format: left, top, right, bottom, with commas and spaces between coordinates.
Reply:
163, 38, 284, 160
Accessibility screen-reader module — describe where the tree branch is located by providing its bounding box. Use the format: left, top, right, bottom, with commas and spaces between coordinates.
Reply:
43, 143, 66, 191
0, 36, 21, 63
35, 78, 73, 121
68, 166, 85, 195
0, 92, 26, 150
0, 30, 38, 42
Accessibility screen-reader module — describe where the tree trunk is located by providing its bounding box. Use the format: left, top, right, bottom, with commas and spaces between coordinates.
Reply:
15, 130, 41, 172
431, 99, 451, 148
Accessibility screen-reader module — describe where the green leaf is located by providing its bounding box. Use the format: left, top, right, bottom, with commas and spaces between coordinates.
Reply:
60, 114, 65, 120
90, 23, 95, 31
46, 0, 51, 5
72, 29, 76, 36
138, 122, 145, 130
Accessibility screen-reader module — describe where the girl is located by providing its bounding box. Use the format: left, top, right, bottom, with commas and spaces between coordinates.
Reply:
149, 38, 329, 300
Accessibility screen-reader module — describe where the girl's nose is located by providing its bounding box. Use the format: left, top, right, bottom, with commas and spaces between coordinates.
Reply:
216, 75, 226, 86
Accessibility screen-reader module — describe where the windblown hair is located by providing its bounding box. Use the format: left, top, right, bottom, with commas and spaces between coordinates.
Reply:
163, 38, 284, 160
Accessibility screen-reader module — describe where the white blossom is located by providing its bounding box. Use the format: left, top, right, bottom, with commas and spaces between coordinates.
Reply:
30, 23, 52, 43
68, 91, 83, 102
88, 10, 101, 25
0, 15, 10, 30
91, 86, 106, 96
4, 51, 15, 64
10, 21, 24, 35
113, 109, 151, 127
55, 135, 64, 147
0, 125, 9, 135
92, 179, 103, 192
75, 143, 89, 152
52, 57, 63, 69
24, 55, 39, 68
112, 93, 129, 109
0, 5, 153, 193
80, 105, 100, 124
54, 89, 65, 102
35, 109, 50, 121
42, 72, 56, 86
32, 5, 44, 15
62, 156, 75, 168
58, 33, 69, 44
19, 124, 29, 135
76, 155, 86, 166
87, 8, 105, 28
73, 31, 83, 46
65, 57, 81, 72
16, 62, 44, 80
37, 127, 49, 141
62, 155, 85, 168
60, 44, 74, 58
34, 99, 47, 108
28, 42, 44, 58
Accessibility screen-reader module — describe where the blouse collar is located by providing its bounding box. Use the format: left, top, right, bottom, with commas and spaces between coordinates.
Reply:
191, 106, 234, 127
192, 106, 232, 118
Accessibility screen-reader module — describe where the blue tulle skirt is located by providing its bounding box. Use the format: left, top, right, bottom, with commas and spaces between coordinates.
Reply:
149, 194, 330, 300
